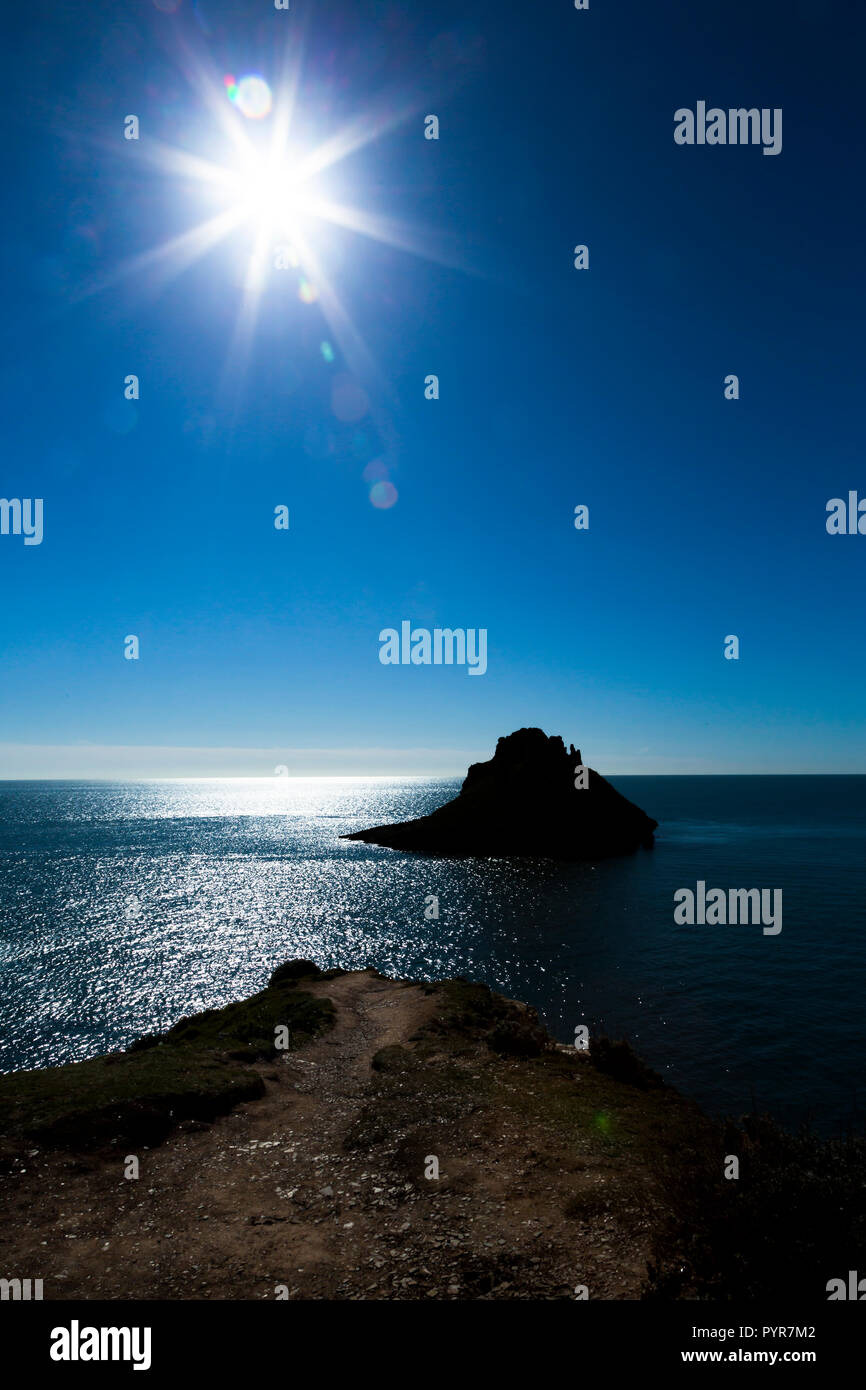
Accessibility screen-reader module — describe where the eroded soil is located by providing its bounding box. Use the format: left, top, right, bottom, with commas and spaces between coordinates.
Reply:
0, 968, 708, 1300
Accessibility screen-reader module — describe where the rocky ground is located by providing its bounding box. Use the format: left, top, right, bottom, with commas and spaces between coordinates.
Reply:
0, 963, 715, 1300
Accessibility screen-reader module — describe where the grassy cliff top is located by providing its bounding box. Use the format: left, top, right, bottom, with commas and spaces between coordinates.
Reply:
1, 961, 864, 1301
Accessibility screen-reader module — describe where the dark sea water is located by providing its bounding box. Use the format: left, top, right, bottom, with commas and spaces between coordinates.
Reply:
0, 776, 864, 1134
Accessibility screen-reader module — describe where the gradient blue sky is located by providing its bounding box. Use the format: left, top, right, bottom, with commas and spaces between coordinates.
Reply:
1, 0, 863, 776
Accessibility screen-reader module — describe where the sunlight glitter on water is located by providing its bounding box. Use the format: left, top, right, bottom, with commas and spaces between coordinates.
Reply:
2, 776, 866, 1134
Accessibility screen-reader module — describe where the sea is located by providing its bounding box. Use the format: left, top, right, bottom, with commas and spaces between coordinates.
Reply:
1, 775, 864, 1135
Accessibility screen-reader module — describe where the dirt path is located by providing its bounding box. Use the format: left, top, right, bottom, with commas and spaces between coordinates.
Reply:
1, 970, 682, 1300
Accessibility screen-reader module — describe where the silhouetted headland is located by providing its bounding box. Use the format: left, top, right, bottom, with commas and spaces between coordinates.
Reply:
342, 727, 658, 859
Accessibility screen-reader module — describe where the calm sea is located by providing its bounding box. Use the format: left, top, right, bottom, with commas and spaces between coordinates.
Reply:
0, 776, 863, 1133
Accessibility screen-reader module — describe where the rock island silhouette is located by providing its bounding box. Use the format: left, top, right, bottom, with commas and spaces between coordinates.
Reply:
343, 727, 658, 859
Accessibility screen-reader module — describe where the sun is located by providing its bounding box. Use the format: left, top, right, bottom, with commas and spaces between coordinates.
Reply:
221, 147, 305, 241
75, 46, 466, 397
233, 159, 299, 235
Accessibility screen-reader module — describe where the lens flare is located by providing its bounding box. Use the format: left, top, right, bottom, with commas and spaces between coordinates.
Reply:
331, 374, 369, 423
105, 64, 448, 464
369, 481, 398, 509
362, 458, 389, 484
233, 74, 272, 120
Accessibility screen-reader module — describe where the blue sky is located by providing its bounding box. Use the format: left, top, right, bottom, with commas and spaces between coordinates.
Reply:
1, 0, 864, 776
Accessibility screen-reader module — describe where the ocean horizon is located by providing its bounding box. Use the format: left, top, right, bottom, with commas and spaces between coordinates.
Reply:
2, 773, 863, 1136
